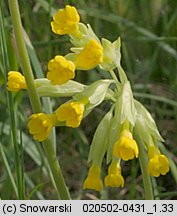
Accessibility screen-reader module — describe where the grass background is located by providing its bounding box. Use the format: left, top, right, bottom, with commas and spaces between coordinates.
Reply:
0, 0, 177, 199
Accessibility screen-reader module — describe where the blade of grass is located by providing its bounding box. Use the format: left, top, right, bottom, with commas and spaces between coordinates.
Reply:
0, 142, 18, 197
134, 92, 177, 108
25, 174, 44, 200
0, 1, 25, 199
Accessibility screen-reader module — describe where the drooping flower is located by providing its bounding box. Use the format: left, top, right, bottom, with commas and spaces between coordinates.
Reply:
147, 145, 169, 177
47, 55, 75, 85
113, 130, 139, 161
55, 101, 85, 128
104, 160, 124, 188
28, 113, 56, 142
83, 165, 103, 191
74, 39, 103, 70
7, 71, 27, 92
51, 5, 80, 36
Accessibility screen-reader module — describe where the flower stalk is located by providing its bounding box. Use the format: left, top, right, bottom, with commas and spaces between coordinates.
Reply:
137, 138, 154, 200
8, 0, 70, 199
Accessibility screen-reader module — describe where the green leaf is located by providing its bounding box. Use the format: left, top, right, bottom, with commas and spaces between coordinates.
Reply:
88, 108, 113, 166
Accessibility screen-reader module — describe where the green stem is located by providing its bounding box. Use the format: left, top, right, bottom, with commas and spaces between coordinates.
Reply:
44, 139, 70, 199
8, 0, 70, 200
109, 70, 121, 93
110, 70, 119, 83
137, 138, 154, 200
117, 66, 128, 84
8, 0, 41, 112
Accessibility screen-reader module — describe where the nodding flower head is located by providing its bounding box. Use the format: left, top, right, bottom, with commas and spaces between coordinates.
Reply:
47, 55, 75, 85
83, 165, 103, 191
113, 130, 139, 161
104, 161, 124, 188
74, 39, 103, 70
51, 5, 80, 36
147, 145, 169, 177
7, 71, 27, 92
55, 101, 85, 128
28, 113, 56, 142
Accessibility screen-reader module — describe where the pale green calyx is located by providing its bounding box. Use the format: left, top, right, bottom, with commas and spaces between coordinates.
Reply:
88, 108, 113, 166
120, 81, 137, 126
106, 100, 122, 164
134, 100, 164, 146
70, 23, 100, 47
35, 78, 85, 97
100, 37, 121, 71
73, 79, 115, 115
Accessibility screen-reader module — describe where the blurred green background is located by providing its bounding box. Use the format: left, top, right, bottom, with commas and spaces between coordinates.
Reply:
0, 0, 177, 199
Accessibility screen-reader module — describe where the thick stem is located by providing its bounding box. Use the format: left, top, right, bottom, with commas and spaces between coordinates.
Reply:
8, 0, 70, 199
8, 0, 41, 112
138, 139, 154, 200
44, 139, 70, 199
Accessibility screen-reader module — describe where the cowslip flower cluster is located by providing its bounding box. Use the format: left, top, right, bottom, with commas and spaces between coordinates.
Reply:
7, 5, 171, 194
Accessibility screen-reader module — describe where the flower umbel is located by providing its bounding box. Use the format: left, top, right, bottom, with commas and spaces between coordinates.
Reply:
55, 101, 85, 128
51, 5, 80, 36
105, 160, 124, 188
74, 39, 103, 70
47, 55, 75, 85
113, 130, 139, 161
147, 145, 169, 177
83, 165, 103, 191
28, 113, 56, 142
7, 71, 27, 92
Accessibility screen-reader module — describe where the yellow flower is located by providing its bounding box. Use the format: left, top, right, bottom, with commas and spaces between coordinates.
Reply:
147, 145, 169, 177
51, 5, 80, 36
74, 39, 103, 70
105, 161, 124, 188
47, 55, 75, 85
28, 113, 56, 142
83, 165, 103, 191
7, 71, 27, 92
55, 101, 85, 128
113, 130, 139, 161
